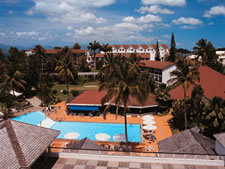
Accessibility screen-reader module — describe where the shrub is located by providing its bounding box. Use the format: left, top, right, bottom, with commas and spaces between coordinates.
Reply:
71, 90, 80, 97
62, 89, 68, 95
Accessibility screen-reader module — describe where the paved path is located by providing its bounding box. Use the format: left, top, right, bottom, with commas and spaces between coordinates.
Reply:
52, 158, 225, 169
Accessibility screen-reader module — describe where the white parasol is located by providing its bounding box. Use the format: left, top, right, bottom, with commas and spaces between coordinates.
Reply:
142, 115, 154, 121
143, 125, 157, 130
113, 133, 126, 141
64, 132, 80, 139
95, 133, 111, 141
142, 120, 156, 125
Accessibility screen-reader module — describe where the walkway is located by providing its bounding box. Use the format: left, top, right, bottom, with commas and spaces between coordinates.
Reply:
51, 158, 225, 169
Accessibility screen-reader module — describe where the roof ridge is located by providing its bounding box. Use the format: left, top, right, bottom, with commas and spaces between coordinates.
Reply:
189, 129, 211, 155
6, 120, 27, 168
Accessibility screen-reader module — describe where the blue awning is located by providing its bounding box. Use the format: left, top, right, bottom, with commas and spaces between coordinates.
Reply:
69, 105, 99, 111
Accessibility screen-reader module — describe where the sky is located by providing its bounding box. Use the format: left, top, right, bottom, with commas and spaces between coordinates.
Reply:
0, 0, 225, 49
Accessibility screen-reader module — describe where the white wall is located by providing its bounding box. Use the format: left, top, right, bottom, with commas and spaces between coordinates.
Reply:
215, 140, 225, 155
162, 64, 176, 84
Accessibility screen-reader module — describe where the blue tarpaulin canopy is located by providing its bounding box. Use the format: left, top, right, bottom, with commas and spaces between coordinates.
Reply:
69, 105, 99, 111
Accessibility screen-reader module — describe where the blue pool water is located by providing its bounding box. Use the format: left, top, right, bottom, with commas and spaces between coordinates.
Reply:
12, 111, 141, 142
12, 111, 45, 125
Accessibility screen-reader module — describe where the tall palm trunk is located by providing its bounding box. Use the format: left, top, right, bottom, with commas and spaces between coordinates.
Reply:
94, 50, 96, 69
66, 77, 69, 97
123, 107, 128, 149
183, 87, 187, 129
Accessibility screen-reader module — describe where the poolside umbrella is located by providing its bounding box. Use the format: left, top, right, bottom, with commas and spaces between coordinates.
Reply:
142, 120, 156, 125
64, 132, 80, 139
95, 133, 111, 141
113, 134, 126, 141
143, 125, 157, 130
142, 115, 154, 121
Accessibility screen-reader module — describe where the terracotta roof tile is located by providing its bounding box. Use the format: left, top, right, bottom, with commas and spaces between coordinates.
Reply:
170, 66, 225, 99
44, 49, 62, 54
150, 44, 157, 49
140, 44, 148, 49
68, 89, 157, 108
160, 44, 169, 49
95, 53, 150, 59
140, 60, 174, 70
71, 49, 88, 54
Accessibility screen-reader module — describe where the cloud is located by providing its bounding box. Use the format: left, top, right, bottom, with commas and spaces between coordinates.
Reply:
137, 5, 174, 14
172, 17, 203, 25
70, 23, 157, 43
123, 14, 161, 23
1, 0, 18, 3
141, 0, 186, 7
180, 25, 196, 29
14, 31, 51, 41
8, 10, 14, 14
26, 0, 116, 24
204, 5, 225, 18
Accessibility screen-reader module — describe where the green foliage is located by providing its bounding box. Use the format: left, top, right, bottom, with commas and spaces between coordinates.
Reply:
72, 42, 81, 49
99, 43, 112, 53
201, 96, 225, 137
167, 32, 176, 62
155, 41, 160, 61
99, 54, 149, 147
0, 103, 13, 120
55, 49, 77, 97
96, 60, 104, 70
77, 55, 90, 72
71, 90, 80, 97
88, 40, 100, 69
193, 38, 225, 74
62, 89, 68, 95
155, 84, 172, 114
169, 59, 200, 129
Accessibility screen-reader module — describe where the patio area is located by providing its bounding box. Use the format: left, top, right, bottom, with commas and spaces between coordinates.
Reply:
48, 101, 172, 153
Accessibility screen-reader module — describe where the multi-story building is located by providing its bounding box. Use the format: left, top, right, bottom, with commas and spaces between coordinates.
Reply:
110, 44, 169, 61
140, 60, 176, 85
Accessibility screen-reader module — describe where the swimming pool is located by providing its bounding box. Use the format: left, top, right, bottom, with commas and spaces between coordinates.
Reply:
12, 111, 141, 142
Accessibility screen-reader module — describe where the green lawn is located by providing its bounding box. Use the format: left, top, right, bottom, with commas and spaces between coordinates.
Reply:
52, 81, 99, 101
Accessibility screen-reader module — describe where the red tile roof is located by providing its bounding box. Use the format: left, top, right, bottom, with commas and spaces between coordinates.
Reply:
170, 66, 225, 99
122, 45, 130, 49
150, 44, 157, 49
112, 45, 121, 49
160, 44, 169, 49
68, 89, 157, 108
140, 44, 148, 49
131, 44, 139, 49
44, 49, 62, 54
95, 53, 150, 59
140, 60, 174, 70
71, 49, 88, 54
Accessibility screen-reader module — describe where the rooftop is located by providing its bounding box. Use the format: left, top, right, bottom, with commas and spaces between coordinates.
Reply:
140, 60, 175, 70
170, 66, 225, 100
214, 132, 225, 147
68, 89, 158, 108
158, 127, 216, 155
0, 120, 59, 169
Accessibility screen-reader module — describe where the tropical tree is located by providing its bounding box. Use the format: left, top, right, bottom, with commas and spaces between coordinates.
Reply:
0, 103, 13, 120
100, 43, 112, 53
99, 58, 149, 148
193, 39, 225, 74
168, 59, 200, 129
202, 96, 225, 137
72, 43, 81, 49
88, 40, 100, 69
167, 32, 176, 62
34, 44, 46, 74
155, 41, 160, 61
6, 63, 26, 96
55, 50, 77, 97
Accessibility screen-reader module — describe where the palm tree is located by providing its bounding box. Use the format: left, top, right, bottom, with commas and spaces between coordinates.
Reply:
34, 44, 46, 74
55, 50, 77, 97
193, 39, 217, 65
168, 59, 200, 129
0, 103, 13, 120
100, 43, 112, 53
88, 40, 100, 69
204, 96, 225, 135
99, 59, 149, 148
6, 63, 26, 96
